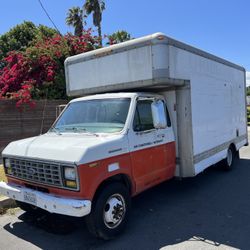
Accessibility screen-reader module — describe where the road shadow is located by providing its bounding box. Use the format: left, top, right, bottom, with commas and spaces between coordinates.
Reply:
3, 157, 250, 250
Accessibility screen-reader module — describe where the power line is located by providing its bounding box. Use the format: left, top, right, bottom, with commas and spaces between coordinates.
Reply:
37, 0, 62, 35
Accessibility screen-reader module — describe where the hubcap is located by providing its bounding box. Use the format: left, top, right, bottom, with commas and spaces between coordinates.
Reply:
103, 193, 126, 229
227, 148, 233, 166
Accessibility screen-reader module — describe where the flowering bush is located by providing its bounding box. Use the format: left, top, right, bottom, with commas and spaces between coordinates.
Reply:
0, 29, 100, 108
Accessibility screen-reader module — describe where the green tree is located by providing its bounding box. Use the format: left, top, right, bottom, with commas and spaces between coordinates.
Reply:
0, 21, 36, 60
0, 21, 57, 60
66, 7, 84, 37
36, 25, 58, 39
247, 86, 250, 96
107, 30, 131, 45
83, 0, 105, 46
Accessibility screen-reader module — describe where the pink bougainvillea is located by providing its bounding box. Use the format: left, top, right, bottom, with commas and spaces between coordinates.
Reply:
0, 29, 100, 108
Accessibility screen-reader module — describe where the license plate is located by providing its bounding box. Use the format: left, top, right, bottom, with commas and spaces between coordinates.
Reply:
23, 191, 37, 205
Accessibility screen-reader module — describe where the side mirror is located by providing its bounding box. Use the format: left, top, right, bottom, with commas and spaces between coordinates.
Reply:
151, 100, 167, 129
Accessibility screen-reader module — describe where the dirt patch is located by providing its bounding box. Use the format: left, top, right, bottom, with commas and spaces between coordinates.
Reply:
0, 207, 19, 215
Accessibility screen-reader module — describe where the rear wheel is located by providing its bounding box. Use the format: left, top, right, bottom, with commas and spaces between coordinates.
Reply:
85, 182, 131, 240
222, 146, 238, 170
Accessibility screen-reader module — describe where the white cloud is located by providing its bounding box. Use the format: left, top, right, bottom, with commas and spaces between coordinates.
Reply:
246, 71, 250, 87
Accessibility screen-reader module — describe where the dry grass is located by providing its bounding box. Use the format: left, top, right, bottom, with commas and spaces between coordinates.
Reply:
0, 165, 18, 214
0, 165, 7, 182
0, 207, 19, 215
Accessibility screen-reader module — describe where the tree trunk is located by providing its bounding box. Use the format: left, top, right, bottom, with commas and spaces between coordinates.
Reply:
98, 25, 102, 47
75, 22, 83, 37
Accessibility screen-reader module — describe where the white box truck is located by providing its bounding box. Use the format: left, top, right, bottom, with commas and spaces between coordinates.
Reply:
0, 33, 247, 239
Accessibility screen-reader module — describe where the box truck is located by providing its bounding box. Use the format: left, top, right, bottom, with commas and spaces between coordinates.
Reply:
0, 33, 247, 239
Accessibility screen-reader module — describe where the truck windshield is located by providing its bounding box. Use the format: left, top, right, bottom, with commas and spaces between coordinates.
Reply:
50, 98, 131, 134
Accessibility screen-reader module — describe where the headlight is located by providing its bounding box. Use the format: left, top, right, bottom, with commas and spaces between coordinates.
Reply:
64, 167, 76, 180
63, 166, 78, 189
4, 158, 11, 168
4, 158, 12, 175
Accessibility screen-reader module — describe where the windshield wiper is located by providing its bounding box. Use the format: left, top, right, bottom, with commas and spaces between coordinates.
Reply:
64, 127, 99, 137
49, 127, 62, 135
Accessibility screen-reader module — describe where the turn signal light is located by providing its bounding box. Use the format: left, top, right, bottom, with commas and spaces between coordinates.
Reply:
65, 180, 77, 189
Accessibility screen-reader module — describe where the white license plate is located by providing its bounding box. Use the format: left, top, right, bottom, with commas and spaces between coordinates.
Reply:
23, 191, 37, 205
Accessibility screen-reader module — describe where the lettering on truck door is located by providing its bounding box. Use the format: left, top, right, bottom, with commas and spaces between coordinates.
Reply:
128, 98, 176, 193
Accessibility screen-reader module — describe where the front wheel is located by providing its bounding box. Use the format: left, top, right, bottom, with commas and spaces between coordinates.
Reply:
85, 182, 131, 240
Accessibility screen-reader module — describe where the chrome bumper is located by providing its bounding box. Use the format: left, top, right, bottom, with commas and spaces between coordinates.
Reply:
0, 181, 91, 217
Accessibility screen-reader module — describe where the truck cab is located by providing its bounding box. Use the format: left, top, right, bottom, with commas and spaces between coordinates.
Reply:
1, 92, 176, 239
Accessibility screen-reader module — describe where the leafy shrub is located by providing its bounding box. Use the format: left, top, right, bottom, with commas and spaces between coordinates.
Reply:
0, 29, 100, 108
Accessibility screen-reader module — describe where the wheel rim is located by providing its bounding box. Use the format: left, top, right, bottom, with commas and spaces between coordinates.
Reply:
227, 148, 233, 166
103, 193, 126, 229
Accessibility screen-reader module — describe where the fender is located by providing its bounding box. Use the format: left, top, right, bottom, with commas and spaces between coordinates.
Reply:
78, 152, 135, 200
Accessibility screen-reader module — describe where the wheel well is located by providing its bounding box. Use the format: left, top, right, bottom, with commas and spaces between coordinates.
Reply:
92, 174, 132, 204
229, 143, 236, 153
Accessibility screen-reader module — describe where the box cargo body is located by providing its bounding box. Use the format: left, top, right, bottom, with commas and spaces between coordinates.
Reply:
65, 33, 247, 177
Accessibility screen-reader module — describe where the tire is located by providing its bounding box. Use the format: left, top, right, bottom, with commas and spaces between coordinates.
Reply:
85, 182, 131, 240
222, 146, 237, 170
16, 200, 44, 215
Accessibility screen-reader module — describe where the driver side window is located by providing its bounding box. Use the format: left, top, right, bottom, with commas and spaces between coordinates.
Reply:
133, 100, 154, 132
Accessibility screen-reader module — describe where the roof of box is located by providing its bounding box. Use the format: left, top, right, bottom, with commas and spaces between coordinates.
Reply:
65, 32, 245, 72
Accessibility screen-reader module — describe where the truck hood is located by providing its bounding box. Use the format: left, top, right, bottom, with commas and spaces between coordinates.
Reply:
2, 133, 129, 164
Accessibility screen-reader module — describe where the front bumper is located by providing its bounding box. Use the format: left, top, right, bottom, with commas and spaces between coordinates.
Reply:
0, 181, 91, 217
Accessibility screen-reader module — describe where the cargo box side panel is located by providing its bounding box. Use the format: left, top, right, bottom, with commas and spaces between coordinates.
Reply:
169, 45, 247, 175
191, 72, 247, 173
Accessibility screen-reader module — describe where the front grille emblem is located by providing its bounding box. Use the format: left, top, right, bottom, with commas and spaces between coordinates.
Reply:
27, 167, 36, 175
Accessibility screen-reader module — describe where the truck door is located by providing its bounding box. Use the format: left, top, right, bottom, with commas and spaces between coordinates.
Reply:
128, 98, 176, 193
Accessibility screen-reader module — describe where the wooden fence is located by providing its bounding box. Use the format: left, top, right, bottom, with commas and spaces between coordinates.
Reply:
0, 100, 68, 153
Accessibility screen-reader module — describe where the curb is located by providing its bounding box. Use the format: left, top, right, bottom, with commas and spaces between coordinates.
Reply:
0, 196, 16, 209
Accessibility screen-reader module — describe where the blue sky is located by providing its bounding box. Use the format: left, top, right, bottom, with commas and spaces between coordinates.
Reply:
0, 0, 249, 72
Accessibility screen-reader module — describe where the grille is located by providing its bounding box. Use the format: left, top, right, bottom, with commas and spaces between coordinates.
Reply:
9, 158, 63, 187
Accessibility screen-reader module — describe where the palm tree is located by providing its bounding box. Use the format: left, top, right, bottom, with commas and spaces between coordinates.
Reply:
107, 30, 132, 45
66, 7, 84, 37
83, 0, 105, 46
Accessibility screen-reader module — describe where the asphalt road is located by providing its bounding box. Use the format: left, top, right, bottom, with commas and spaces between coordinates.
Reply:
1, 135, 250, 250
